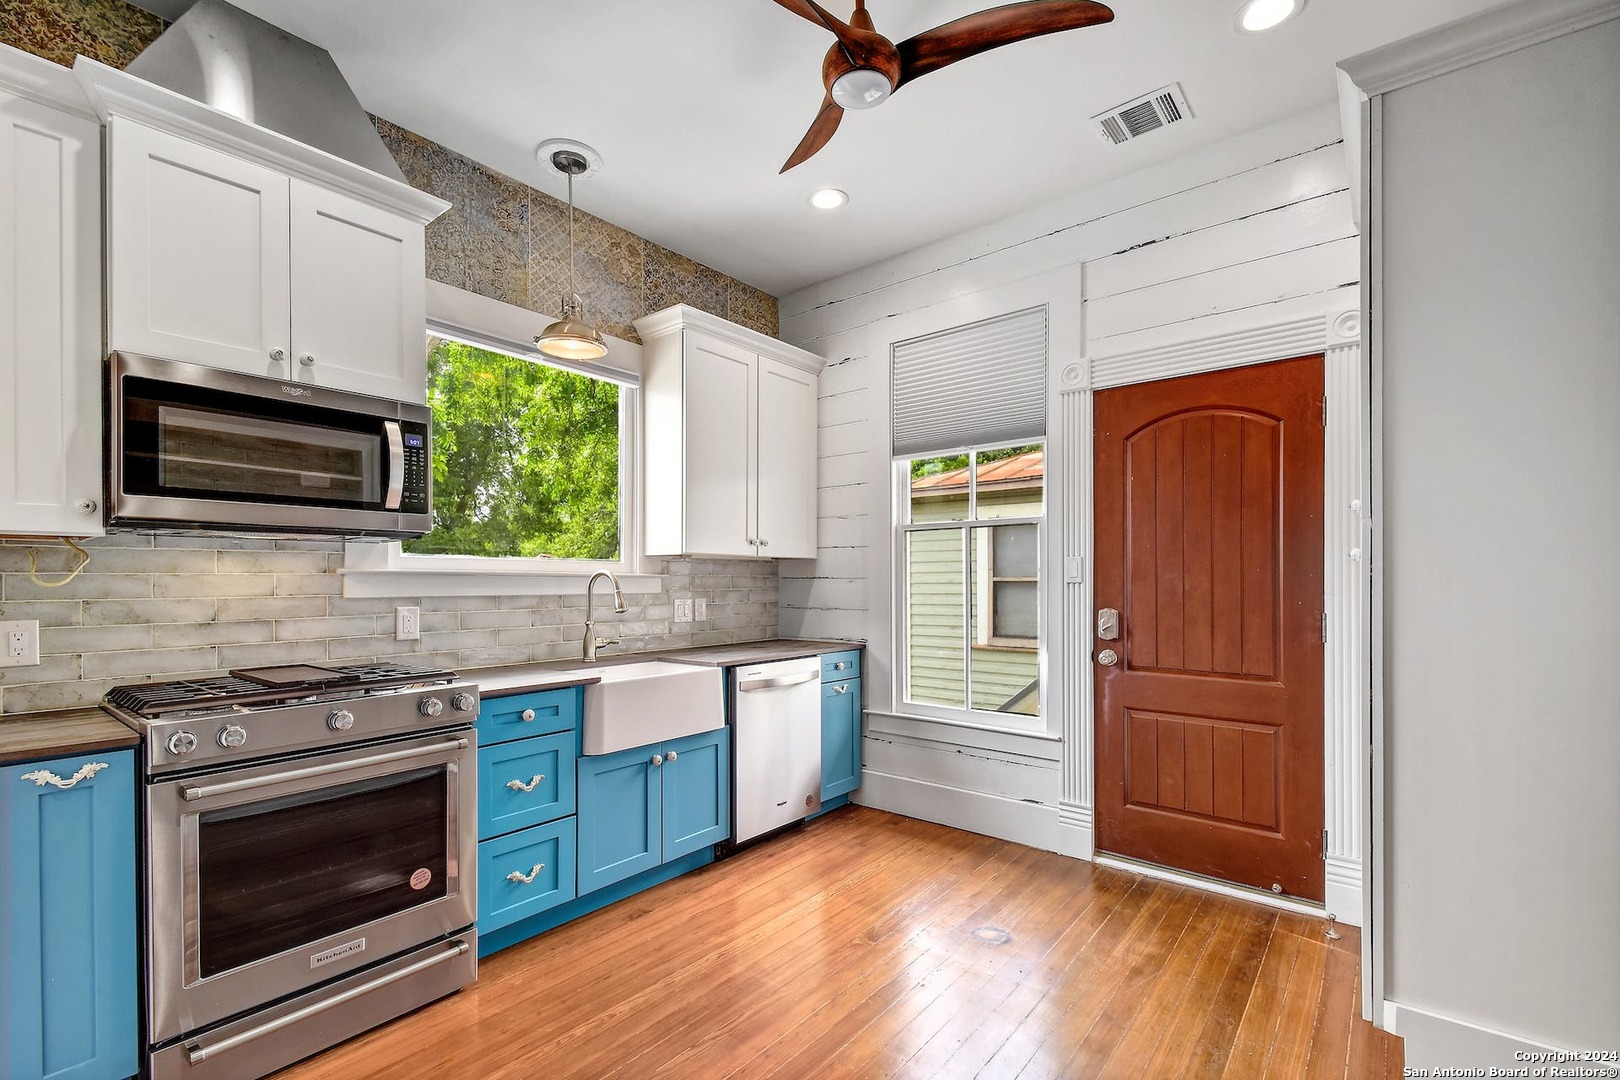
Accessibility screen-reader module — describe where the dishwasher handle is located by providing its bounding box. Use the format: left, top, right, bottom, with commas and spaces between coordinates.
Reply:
737, 671, 819, 693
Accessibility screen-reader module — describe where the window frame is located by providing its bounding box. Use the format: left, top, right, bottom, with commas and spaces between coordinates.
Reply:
984, 522, 1040, 649
341, 288, 654, 599
895, 440, 1046, 729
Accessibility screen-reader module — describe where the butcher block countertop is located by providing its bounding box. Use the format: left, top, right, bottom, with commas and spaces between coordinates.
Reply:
0, 707, 140, 768
463, 639, 864, 697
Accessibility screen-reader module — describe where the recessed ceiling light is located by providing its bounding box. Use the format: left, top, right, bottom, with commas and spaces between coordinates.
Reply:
1234, 0, 1301, 33
809, 188, 849, 210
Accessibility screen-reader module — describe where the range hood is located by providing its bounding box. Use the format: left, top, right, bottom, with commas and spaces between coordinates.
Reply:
123, 0, 405, 183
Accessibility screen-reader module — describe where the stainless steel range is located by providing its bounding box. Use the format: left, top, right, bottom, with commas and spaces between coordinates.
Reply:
105, 663, 480, 1080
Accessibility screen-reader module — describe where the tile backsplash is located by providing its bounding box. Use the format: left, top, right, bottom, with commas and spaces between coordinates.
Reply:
0, 536, 778, 715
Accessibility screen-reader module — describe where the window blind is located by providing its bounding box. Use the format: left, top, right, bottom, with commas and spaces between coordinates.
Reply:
891, 306, 1047, 457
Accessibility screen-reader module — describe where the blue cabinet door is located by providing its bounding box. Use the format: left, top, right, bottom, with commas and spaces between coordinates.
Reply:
576, 745, 660, 895
821, 677, 861, 801
2, 751, 138, 1080
477, 817, 577, 934
661, 728, 730, 861
478, 731, 576, 839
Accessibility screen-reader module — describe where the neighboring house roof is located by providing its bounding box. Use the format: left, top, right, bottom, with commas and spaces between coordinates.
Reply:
912, 450, 1044, 496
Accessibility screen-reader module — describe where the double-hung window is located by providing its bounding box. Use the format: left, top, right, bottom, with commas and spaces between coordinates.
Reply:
892, 307, 1048, 724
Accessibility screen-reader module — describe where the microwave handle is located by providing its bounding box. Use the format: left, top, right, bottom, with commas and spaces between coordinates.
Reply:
383, 420, 404, 511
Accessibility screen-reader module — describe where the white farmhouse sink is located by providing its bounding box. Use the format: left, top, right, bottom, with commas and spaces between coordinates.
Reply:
580, 661, 725, 756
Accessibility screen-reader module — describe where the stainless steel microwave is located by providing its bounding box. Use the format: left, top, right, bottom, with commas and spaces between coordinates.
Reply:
107, 353, 432, 538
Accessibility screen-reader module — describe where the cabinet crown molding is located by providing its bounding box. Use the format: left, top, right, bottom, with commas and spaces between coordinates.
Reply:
0, 42, 97, 118
1339, 0, 1620, 97
73, 57, 450, 224
634, 304, 826, 375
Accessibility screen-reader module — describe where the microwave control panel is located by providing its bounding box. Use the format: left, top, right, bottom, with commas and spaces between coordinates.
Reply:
401, 424, 430, 514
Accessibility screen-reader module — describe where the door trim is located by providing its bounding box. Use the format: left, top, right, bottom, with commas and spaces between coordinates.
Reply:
1053, 307, 1368, 922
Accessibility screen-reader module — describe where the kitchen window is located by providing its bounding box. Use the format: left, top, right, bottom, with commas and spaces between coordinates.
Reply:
341, 282, 647, 598
901, 444, 1044, 719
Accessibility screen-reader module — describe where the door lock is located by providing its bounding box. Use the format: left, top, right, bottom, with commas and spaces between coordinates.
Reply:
1097, 648, 1119, 667
1097, 607, 1120, 641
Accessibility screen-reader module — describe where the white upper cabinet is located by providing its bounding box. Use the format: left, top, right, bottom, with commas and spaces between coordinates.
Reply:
107, 119, 292, 379
0, 56, 104, 537
289, 179, 426, 403
79, 61, 447, 404
636, 306, 825, 560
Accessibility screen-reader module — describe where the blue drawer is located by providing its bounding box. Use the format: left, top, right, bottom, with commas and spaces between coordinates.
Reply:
477, 687, 580, 746
478, 817, 577, 933
820, 650, 862, 682
478, 731, 577, 839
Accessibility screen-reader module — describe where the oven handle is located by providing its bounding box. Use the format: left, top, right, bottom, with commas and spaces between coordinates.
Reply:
184, 938, 470, 1065
383, 419, 405, 511
178, 737, 469, 803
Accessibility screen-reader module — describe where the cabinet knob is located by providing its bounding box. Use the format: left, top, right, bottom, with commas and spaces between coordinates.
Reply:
270, 347, 286, 363
834, 661, 848, 670
75, 498, 97, 515
665, 749, 678, 762
520, 709, 537, 722
651, 754, 664, 766
299, 352, 316, 367
758, 538, 770, 548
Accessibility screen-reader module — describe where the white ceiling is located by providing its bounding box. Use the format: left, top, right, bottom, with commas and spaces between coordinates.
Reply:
137, 0, 1505, 296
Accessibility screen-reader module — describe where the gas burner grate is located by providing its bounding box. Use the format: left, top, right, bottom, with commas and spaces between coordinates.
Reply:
105, 662, 460, 718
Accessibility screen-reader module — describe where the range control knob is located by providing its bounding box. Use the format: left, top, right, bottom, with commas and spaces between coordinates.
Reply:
450, 692, 477, 713
166, 731, 198, 757
217, 724, 248, 749
327, 709, 356, 732
418, 697, 445, 718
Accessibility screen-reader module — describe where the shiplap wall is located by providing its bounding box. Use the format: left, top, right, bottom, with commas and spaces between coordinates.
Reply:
777, 104, 1359, 861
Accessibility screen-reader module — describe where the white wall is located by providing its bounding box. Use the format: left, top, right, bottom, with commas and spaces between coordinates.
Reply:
778, 103, 1362, 879
1374, 13, 1620, 1059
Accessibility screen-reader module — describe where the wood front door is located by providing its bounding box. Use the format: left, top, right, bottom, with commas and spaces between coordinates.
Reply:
1094, 355, 1325, 900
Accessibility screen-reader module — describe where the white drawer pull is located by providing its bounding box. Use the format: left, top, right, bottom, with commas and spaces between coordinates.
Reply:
520, 709, 537, 722
506, 863, 546, 885
506, 774, 545, 793
19, 762, 108, 789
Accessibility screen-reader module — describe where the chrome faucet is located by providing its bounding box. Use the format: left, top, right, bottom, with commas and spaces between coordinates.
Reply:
583, 571, 628, 662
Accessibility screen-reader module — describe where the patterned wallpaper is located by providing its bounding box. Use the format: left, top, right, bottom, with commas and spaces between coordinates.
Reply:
0, 0, 780, 339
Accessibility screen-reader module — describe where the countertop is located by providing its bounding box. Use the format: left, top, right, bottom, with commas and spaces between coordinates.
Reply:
462, 638, 864, 697
0, 707, 141, 768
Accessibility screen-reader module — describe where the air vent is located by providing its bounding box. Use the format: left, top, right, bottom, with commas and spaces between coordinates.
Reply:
1092, 83, 1193, 145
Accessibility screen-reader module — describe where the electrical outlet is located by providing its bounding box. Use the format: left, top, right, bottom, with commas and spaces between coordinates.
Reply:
673, 598, 693, 623
693, 598, 707, 622
0, 620, 40, 668
395, 606, 421, 642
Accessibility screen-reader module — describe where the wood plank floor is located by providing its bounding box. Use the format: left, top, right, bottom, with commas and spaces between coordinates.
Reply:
277, 806, 1401, 1079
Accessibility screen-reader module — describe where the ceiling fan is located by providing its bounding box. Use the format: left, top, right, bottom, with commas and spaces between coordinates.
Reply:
773, 0, 1116, 172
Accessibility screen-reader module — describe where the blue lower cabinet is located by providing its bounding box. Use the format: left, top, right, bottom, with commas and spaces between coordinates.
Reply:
478, 731, 576, 838
477, 817, 577, 933
2, 750, 138, 1080
821, 676, 862, 801
476, 686, 580, 747
576, 745, 661, 894
662, 728, 730, 861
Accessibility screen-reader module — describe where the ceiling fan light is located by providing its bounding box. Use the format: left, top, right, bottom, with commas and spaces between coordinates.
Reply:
1234, 0, 1301, 33
830, 68, 893, 110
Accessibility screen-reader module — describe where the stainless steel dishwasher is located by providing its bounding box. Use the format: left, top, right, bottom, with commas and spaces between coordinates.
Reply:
730, 656, 823, 843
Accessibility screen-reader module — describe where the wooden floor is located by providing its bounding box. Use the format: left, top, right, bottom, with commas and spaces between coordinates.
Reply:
278, 807, 1401, 1079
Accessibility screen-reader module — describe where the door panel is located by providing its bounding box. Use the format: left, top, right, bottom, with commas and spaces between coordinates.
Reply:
1095, 355, 1325, 900
681, 335, 755, 557
755, 357, 818, 558
661, 729, 730, 861
576, 746, 659, 894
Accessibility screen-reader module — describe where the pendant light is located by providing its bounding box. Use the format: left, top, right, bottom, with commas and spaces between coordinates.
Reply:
535, 146, 608, 362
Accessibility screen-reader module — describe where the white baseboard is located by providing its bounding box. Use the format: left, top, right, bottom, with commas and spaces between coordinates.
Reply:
855, 769, 1063, 853
1384, 1001, 1582, 1069
1325, 855, 1364, 928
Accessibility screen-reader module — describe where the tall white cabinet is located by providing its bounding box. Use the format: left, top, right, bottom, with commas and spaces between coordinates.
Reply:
79, 58, 447, 404
0, 47, 104, 537
635, 305, 823, 560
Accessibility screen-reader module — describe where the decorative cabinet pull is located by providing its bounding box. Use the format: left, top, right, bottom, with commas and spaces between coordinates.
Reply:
269, 347, 286, 363
506, 774, 545, 793
833, 661, 848, 670
299, 352, 316, 367
75, 498, 97, 515
758, 538, 769, 548
19, 762, 108, 789
520, 709, 537, 722
665, 749, 677, 763
834, 684, 850, 694
651, 754, 664, 766
506, 863, 545, 885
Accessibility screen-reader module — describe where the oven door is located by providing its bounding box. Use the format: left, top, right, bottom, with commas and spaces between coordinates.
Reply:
109, 352, 431, 537
145, 731, 476, 1046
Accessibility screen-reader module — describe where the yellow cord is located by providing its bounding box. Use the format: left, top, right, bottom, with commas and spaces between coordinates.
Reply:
26, 536, 91, 588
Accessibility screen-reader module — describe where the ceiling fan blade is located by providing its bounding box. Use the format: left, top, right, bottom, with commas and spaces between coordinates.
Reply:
780, 94, 844, 173
896, 0, 1114, 88
772, 0, 897, 72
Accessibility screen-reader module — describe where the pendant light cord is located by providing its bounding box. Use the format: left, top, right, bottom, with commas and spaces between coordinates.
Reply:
566, 167, 577, 312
